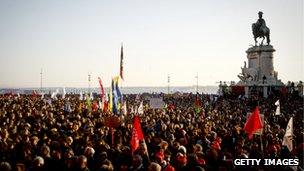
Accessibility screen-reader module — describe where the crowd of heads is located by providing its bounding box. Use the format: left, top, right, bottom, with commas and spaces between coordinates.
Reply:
0, 88, 303, 171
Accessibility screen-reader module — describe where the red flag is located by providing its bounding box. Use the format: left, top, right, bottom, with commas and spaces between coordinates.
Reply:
120, 44, 124, 80
103, 101, 108, 113
131, 115, 144, 152
32, 90, 38, 97
243, 106, 263, 139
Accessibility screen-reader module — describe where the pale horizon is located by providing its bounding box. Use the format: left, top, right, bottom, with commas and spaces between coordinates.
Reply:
0, 0, 303, 88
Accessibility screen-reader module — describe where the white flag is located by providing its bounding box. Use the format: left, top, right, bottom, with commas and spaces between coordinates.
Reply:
282, 117, 293, 152
51, 89, 59, 99
138, 101, 144, 115
62, 87, 66, 99
41, 93, 45, 100
275, 100, 280, 115
79, 92, 84, 100
99, 101, 103, 110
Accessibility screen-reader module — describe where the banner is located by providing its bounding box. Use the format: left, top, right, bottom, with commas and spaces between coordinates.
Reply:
149, 97, 165, 109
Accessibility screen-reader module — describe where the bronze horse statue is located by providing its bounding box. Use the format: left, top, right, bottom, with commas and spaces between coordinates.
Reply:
252, 11, 270, 46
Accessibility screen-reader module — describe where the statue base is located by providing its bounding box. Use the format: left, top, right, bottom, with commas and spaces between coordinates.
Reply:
237, 45, 284, 86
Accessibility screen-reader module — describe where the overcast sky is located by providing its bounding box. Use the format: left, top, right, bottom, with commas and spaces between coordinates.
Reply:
0, 0, 303, 88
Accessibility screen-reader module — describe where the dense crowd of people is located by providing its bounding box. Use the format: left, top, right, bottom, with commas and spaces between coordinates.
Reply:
0, 89, 303, 171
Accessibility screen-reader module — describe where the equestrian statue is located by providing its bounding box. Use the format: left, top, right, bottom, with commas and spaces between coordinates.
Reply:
252, 11, 270, 46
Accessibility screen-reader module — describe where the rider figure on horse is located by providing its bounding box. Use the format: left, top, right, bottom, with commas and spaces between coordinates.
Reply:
252, 11, 271, 46
256, 11, 267, 34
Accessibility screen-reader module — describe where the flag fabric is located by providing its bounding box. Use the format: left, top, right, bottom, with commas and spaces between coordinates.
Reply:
51, 89, 59, 99
115, 77, 123, 103
98, 77, 106, 106
41, 93, 45, 100
109, 92, 112, 112
138, 101, 144, 115
282, 117, 293, 152
79, 92, 84, 101
243, 106, 263, 139
32, 90, 38, 97
114, 76, 123, 111
110, 76, 123, 115
120, 44, 124, 80
62, 87, 66, 99
98, 100, 103, 110
130, 115, 144, 152
275, 100, 280, 115
111, 78, 118, 114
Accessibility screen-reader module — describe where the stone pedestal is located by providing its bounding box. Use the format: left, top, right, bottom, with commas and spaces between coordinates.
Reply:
235, 45, 284, 98
246, 45, 276, 82
237, 45, 283, 86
